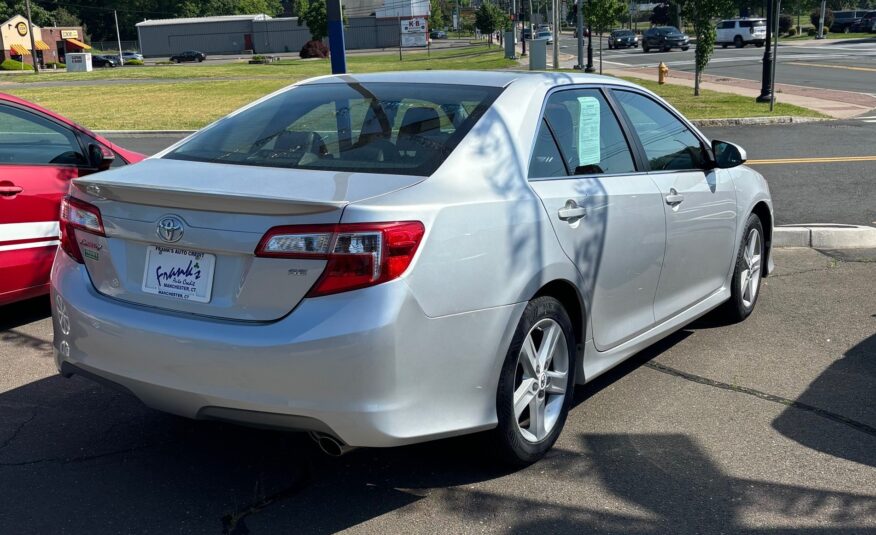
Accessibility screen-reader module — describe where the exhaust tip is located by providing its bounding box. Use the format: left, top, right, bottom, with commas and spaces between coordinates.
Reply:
309, 432, 356, 457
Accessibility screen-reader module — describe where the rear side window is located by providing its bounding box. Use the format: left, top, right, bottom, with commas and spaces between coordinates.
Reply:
164, 82, 501, 176
720, 21, 735, 29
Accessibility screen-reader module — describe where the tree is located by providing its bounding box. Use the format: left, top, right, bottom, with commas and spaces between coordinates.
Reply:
811, 7, 834, 29
778, 13, 793, 34
677, 0, 735, 96
650, 2, 672, 25
430, 0, 446, 30
475, 2, 504, 45
298, 0, 327, 40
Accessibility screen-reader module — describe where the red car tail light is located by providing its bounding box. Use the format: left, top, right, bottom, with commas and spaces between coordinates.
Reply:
255, 221, 425, 296
60, 196, 105, 263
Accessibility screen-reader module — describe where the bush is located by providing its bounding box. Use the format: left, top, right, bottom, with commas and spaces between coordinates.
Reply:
0, 59, 34, 71
811, 8, 833, 30
45, 61, 66, 69
125, 59, 144, 66
787, 27, 797, 37
300, 39, 329, 59
779, 13, 793, 35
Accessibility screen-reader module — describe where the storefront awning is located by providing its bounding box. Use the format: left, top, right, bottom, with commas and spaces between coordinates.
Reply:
35, 40, 50, 51
64, 38, 91, 50
10, 44, 30, 56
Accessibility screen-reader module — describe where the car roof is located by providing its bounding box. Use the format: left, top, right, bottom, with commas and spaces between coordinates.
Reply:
299, 70, 644, 90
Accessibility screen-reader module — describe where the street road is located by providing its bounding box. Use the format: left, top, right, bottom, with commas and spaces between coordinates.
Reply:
558, 34, 876, 94
106, 118, 876, 226
2, 248, 874, 533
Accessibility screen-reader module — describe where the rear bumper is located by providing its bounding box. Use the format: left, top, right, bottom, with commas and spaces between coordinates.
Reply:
51, 251, 524, 447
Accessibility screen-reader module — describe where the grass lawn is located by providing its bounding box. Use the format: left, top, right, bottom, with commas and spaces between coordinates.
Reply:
622, 78, 826, 120
3, 45, 824, 130
783, 32, 875, 40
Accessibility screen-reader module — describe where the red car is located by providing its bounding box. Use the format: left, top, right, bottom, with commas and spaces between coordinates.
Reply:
0, 93, 144, 306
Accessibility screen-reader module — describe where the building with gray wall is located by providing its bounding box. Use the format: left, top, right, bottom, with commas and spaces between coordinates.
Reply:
136, 13, 407, 57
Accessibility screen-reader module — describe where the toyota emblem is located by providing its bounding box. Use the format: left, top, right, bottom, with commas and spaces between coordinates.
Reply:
156, 216, 184, 243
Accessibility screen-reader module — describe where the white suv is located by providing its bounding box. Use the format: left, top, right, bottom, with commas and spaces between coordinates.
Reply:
717, 18, 766, 48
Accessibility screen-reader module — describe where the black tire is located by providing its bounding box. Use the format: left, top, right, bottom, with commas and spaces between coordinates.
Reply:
493, 296, 577, 466
721, 43, 728, 48
734, 35, 744, 48
643, 45, 650, 53
662, 46, 671, 52
681, 46, 689, 51
720, 214, 765, 323
755, 41, 764, 47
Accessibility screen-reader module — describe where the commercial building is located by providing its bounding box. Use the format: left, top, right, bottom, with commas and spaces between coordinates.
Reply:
1, 15, 91, 65
0, 14, 89, 66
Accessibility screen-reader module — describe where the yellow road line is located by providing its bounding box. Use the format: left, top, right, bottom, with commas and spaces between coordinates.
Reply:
747, 156, 876, 165
786, 62, 876, 73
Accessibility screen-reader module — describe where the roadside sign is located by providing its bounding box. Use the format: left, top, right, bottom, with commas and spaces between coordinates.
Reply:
400, 17, 428, 47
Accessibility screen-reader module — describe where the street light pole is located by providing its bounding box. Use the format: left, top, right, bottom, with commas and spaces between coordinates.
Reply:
585, 0, 594, 72
575, 0, 584, 68
756, 0, 774, 102
24, 0, 39, 74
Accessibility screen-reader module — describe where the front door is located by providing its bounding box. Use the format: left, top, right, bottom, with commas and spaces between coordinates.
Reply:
612, 90, 737, 322
244, 34, 254, 52
527, 88, 666, 351
0, 103, 86, 304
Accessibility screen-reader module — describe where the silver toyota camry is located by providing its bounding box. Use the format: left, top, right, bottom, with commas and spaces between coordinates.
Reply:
51, 71, 773, 464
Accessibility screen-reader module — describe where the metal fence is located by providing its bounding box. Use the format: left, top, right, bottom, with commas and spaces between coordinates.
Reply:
90, 40, 140, 52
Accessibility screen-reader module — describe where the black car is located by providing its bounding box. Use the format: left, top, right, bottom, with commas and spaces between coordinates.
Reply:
170, 50, 206, 63
430, 30, 447, 39
92, 55, 119, 68
608, 29, 638, 49
850, 10, 876, 32
642, 26, 690, 52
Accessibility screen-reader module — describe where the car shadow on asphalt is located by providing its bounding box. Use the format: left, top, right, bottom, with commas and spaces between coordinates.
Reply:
0, 295, 51, 331
2, 312, 873, 533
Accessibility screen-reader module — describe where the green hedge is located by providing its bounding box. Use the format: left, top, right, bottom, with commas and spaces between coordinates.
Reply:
125, 59, 144, 66
1, 58, 34, 71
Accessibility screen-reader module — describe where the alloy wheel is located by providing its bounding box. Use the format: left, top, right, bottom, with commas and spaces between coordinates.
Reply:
740, 228, 762, 309
513, 318, 569, 443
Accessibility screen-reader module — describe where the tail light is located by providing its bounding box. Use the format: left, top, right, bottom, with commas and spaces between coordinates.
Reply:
60, 196, 105, 263
255, 221, 425, 296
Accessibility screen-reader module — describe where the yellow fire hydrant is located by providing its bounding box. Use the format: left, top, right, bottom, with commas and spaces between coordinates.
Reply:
658, 62, 669, 84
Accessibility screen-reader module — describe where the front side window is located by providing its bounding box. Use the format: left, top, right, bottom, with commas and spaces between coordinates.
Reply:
528, 88, 636, 178
165, 82, 500, 176
0, 105, 85, 166
613, 90, 708, 172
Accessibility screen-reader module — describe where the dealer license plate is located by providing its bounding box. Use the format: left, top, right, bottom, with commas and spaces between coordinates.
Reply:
142, 245, 215, 303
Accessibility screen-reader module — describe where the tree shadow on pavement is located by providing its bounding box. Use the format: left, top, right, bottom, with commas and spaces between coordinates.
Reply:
772, 332, 876, 467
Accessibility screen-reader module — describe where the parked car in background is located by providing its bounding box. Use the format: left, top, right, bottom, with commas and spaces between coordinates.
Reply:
429, 30, 447, 39
717, 18, 766, 48
642, 26, 690, 52
522, 28, 533, 39
91, 55, 119, 68
536, 30, 553, 44
121, 51, 144, 62
850, 10, 876, 32
830, 10, 867, 33
608, 29, 638, 49
170, 50, 206, 63
0, 94, 144, 307
573, 27, 591, 38
51, 71, 773, 465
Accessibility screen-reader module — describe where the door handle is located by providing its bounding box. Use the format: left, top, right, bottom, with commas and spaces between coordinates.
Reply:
665, 188, 684, 206
558, 200, 587, 222
0, 185, 23, 196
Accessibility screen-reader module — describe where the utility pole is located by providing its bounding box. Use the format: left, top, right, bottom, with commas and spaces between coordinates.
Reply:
114, 10, 124, 65
327, 0, 347, 73
816, 0, 826, 39
575, 0, 584, 68
552, 0, 559, 68
24, 0, 39, 73
769, 0, 781, 111
757, 0, 774, 102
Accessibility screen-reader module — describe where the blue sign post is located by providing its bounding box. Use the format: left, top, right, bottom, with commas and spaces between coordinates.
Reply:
327, 0, 347, 74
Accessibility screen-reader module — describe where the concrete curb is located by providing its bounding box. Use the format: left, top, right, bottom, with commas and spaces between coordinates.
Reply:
774, 225, 876, 249
691, 116, 830, 127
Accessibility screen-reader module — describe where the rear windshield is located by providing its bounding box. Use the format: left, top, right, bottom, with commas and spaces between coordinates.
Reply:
164, 82, 502, 176
613, 30, 633, 36
834, 11, 855, 19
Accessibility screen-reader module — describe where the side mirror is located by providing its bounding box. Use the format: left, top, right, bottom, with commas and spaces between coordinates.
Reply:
88, 144, 115, 172
711, 140, 747, 169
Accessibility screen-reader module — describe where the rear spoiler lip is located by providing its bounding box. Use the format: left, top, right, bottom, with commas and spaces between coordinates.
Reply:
71, 179, 347, 216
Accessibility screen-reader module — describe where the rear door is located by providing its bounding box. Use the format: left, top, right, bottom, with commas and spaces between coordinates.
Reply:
527, 87, 666, 350
612, 89, 737, 323
0, 103, 87, 304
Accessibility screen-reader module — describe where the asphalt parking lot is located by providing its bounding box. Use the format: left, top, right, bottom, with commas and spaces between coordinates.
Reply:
1, 247, 874, 534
